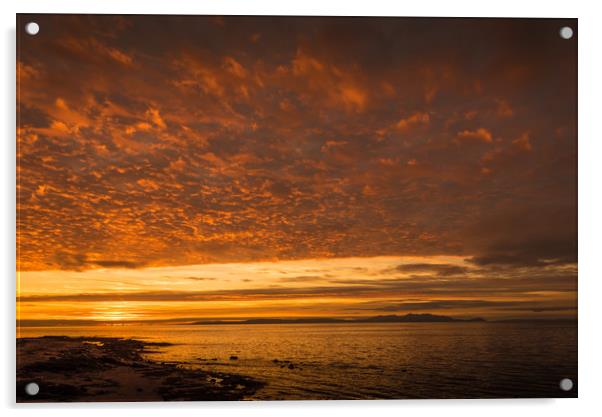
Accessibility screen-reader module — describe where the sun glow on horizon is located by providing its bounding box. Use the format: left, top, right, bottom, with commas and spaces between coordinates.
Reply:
16, 255, 577, 322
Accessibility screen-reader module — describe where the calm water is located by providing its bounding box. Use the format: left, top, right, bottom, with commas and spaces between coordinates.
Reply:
18, 322, 577, 399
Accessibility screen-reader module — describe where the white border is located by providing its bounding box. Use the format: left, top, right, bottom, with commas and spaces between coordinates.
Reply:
2, 1, 601, 416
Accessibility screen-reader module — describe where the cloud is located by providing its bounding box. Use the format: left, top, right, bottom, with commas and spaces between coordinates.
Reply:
50, 251, 146, 271
136, 178, 161, 191
183, 276, 217, 281
395, 112, 430, 131
496, 99, 514, 118
59, 37, 134, 67
223, 57, 247, 79
338, 85, 367, 112
146, 108, 167, 129
19, 267, 576, 303
93, 260, 147, 269
18, 104, 52, 128
455, 128, 493, 143
278, 275, 326, 283
393, 263, 469, 276
16, 15, 576, 274
465, 205, 577, 268
512, 132, 533, 151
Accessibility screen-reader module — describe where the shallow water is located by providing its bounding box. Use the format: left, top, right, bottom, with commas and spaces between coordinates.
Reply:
18, 322, 577, 399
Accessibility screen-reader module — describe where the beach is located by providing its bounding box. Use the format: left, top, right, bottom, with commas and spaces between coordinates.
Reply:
16, 336, 263, 402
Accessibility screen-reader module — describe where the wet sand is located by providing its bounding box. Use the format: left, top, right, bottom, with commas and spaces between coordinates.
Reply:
16, 336, 264, 402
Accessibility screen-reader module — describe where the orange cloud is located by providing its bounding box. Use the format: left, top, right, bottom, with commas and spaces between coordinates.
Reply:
16, 15, 576, 278
512, 132, 533, 151
136, 179, 160, 191
146, 108, 167, 129
223, 57, 247, 78
456, 128, 493, 143
396, 112, 430, 131
338, 85, 367, 112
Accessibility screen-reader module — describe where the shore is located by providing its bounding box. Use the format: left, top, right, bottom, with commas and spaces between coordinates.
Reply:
16, 336, 264, 402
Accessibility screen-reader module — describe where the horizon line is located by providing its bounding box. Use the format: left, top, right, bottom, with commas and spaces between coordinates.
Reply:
17, 313, 578, 327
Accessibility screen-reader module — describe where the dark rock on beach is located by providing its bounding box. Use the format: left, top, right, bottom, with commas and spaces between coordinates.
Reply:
16, 336, 263, 402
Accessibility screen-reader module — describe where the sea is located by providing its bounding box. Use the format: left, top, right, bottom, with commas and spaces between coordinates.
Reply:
18, 321, 577, 399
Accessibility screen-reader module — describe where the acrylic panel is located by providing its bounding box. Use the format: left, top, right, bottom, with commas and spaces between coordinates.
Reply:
16, 14, 577, 402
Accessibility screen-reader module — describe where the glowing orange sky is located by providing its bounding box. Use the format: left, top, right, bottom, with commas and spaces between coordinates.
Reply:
17, 15, 577, 322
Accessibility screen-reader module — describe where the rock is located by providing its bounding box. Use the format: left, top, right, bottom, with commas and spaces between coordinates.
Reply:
229, 355, 238, 360
17, 336, 264, 402
288, 363, 295, 369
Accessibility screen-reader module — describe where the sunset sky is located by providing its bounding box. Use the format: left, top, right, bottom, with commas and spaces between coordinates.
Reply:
17, 15, 577, 322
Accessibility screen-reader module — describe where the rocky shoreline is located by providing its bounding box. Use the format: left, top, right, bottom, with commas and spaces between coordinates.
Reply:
16, 336, 264, 402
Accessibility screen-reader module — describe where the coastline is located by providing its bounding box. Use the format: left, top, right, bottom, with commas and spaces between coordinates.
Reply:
16, 336, 264, 402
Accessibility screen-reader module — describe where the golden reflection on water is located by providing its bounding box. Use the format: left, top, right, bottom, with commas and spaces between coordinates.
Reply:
89, 302, 145, 321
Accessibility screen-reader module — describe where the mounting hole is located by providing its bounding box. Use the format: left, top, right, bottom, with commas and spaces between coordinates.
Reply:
25, 22, 40, 36
25, 382, 39, 396
559, 26, 573, 40
559, 378, 574, 391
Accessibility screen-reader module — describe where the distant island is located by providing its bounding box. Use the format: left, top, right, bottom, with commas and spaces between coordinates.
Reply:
189, 313, 486, 326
